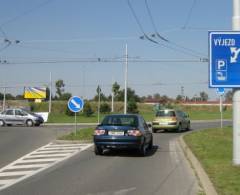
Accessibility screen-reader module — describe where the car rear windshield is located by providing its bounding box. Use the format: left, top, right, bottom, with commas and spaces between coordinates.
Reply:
101, 115, 138, 127
156, 110, 176, 117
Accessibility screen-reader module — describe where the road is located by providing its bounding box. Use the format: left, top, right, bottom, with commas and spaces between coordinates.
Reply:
0, 121, 231, 195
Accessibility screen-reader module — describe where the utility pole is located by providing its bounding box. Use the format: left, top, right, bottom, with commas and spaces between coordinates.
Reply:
97, 85, 101, 124
233, 0, 240, 165
2, 87, 6, 111
124, 44, 128, 114
49, 72, 52, 113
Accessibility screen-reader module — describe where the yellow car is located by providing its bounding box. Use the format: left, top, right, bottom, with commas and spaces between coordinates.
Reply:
152, 109, 190, 133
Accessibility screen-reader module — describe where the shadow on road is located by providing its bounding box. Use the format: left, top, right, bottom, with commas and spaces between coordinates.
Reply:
101, 145, 159, 157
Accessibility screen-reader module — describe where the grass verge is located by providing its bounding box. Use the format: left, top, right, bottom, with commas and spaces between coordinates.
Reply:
58, 127, 94, 141
184, 126, 240, 195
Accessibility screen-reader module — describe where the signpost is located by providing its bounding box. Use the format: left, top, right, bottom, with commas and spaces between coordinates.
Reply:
216, 88, 225, 129
209, 31, 240, 88
68, 96, 84, 135
209, 30, 240, 165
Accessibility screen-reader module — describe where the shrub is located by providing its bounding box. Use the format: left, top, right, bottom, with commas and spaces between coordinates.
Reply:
127, 99, 139, 114
83, 101, 94, 117
100, 102, 111, 113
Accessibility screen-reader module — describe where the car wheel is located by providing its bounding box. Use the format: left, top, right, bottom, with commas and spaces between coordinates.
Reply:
148, 137, 153, 150
186, 122, 191, 131
177, 124, 182, 133
26, 120, 33, 127
35, 124, 40, 127
140, 143, 147, 156
94, 146, 103, 155
0, 120, 5, 127
152, 129, 157, 133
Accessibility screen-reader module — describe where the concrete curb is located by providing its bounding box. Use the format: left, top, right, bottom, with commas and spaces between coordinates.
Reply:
178, 136, 218, 195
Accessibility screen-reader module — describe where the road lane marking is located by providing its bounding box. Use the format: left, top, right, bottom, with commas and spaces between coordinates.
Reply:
0, 142, 93, 191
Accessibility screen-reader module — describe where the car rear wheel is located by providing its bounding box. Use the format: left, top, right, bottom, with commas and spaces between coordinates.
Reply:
26, 120, 33, 127
94, 146, 103, 155
0, 120, 5, 127
140, 143, 147, 156
148, 138, 153, 150
177, 124, 182, 133
186, 122, 191, 131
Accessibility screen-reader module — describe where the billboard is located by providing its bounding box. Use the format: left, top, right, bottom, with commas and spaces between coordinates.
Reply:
24, 87, 46, 99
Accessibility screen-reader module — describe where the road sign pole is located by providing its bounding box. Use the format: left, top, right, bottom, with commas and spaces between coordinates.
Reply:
220, 95, 223, 129
75, 112, 77, 136
233, 0, 240, 165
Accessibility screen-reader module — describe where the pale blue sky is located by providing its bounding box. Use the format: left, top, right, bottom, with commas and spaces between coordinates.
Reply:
0, 0, 232, 99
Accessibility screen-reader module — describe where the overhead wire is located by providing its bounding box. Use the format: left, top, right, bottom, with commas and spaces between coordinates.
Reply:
144, 0, 206, 58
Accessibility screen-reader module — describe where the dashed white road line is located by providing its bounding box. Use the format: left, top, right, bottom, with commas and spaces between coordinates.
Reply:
0, 142, 93, 191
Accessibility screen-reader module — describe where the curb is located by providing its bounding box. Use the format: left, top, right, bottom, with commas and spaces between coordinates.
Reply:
178, 135, 218, 195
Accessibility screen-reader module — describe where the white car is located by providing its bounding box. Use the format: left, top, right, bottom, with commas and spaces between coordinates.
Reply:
0, 108, 44, 127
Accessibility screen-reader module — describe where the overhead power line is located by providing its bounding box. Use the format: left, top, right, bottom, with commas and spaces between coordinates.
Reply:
182, 0, 197, 29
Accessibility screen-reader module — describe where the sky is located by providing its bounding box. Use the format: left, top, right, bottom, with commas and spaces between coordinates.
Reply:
0, 0, 233, 100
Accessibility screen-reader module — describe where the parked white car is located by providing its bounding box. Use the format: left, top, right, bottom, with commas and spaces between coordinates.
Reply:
0, 108, 44, 127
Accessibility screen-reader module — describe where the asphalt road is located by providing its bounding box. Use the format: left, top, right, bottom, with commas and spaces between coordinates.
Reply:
0, 121, 231, 195
0, 124, 90, 169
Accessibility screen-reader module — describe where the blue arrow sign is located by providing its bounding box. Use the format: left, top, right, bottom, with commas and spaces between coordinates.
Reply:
209, 31, 240, 88
216, 87, 225, 95
68, 96, 84, 113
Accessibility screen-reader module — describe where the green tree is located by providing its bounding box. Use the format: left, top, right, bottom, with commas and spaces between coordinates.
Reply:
83, 101, 94, 117
225, 90, 233, 102
116, 87, 140, 102
199, 91, 208, 101
55, 79, 65, 99
60, 92, 72, 100
100, 102, 111, 113
127, 98, 139, 113
112, 82, 120, 97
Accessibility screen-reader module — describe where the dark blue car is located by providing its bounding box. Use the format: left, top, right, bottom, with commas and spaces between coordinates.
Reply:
93, 114, 153, 156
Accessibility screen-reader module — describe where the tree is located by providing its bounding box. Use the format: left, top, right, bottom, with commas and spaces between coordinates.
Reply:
176, 95, 183, 102
55, 79, 65, 99
83, 101, 94, 117
199, 91, 208, 101
60, 92, 72, 100
127, 98, 139, 113
225, 90, 233, 102
112, 82, 120, 97
100, 102, 111, 113
116, 87, 140, 102
93, 85, 108, 101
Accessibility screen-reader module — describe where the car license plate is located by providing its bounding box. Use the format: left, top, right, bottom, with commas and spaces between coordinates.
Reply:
108, 131, 124, 136
160, 122, 168, 125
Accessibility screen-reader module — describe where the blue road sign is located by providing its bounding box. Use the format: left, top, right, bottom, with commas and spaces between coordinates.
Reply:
209, 31, 240, 88
216, 87, 225, 95
68, 96, 84, 112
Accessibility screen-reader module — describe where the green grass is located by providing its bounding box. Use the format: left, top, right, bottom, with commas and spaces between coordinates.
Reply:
58, 127, 94, 141
184, 126, 240, 195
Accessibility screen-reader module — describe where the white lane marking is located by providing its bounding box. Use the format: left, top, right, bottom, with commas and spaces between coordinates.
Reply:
0, 142, 93, 191
28, 154, 69, 158
0, 171, 34, 177
5, 164, 47, 169
0, 180, 16, 185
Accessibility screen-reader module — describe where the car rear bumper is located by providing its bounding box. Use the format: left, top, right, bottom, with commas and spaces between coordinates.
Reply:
94, 136, 144, 149
152, 124, 178, 130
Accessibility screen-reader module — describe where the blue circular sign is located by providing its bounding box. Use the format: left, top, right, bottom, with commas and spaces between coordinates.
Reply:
68, 96, 84, 113
216, 87, 225, 95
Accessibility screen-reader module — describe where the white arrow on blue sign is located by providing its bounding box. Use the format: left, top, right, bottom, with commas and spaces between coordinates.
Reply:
216, 87, 225, 95
68, 96, 84, 113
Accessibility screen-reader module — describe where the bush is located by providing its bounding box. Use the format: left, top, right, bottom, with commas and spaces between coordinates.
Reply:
100, 102, 111, 113
83, 101, 94, 117
127, 99, 139, 114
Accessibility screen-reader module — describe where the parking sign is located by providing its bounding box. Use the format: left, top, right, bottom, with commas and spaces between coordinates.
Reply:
209, 31, 240, 87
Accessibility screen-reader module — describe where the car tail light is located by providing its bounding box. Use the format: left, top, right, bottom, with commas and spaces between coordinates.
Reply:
127, 130, 142, 136
170, 117, 177, 122
94, 129, 105, 135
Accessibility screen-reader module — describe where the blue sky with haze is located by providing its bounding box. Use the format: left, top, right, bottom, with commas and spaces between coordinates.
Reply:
0, 0, 232, 99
